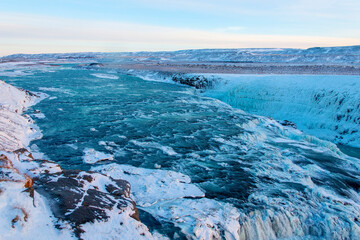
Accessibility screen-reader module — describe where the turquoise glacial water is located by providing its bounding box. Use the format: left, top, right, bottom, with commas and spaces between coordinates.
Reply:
202, 74, 360, 150
3, 66, 360, 239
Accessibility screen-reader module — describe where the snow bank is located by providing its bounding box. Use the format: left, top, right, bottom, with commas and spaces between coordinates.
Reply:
0, 81, 74, 239
0, 80, 42, 152
0, 152, 74, 240
0, 80, 37, 113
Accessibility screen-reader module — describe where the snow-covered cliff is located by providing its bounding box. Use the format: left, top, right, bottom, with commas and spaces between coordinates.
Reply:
202, 74, 360, 148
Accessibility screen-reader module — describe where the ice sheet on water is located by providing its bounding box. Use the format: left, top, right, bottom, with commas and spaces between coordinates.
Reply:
31, 112, 45, 119
82, 148, 114, 164
91, 73, 119, 80
38, 87, 74, 95
92, 163, 205, 207
92, 163, 245, 238
144, 198, 241, 239
0, 70, 33, 77
130, 140, 178, 156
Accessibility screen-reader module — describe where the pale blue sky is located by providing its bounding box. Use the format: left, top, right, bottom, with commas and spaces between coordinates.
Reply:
0, 0, 359, 56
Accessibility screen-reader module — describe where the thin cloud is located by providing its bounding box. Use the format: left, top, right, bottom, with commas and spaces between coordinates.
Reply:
0, 12, 359, 56
216, 26, 246, 33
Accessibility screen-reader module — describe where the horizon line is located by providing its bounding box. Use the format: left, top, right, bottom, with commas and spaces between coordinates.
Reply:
1, 44, 359, 58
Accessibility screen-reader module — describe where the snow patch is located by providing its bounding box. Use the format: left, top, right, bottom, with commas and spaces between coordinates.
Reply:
92, 163, 204, 207
91, 73, 119, 80
144, 198, 240, 240
92, 163, 243, 239
130, 140, 178, 156
82, 148, 114, 164
81, 207, 157, 240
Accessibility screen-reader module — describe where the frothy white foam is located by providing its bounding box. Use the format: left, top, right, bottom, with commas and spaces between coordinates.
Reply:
82, 148, 114, 164
91, 73, 119, 80
93, 163, 204, 207
130, 140, 178, 156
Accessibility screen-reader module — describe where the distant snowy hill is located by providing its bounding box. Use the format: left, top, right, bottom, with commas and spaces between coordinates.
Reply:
1, 45, 360, 64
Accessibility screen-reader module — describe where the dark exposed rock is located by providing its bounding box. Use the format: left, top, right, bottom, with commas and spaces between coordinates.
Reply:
106, 184, 124, 196
172, 74, 219, 89
278, 120, 297, 129
89, 63, 104, 67
34, 168, 138, 236
82, 174, 93, 183
73, 62, 104, 70
1, 149, 143, 238
27, 91, 39, 98
11, 207, 28, 228
13, 148, 32, 157
87, 63, 104, 69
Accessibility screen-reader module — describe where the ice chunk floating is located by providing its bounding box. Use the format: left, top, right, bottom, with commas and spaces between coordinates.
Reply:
2, 67, 360, 239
